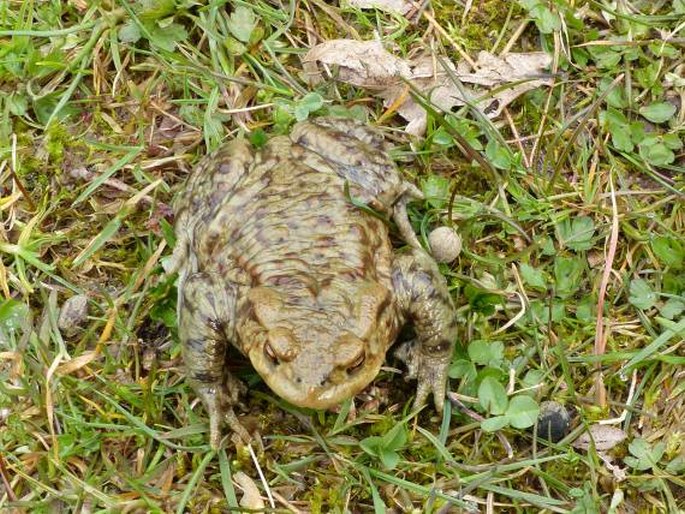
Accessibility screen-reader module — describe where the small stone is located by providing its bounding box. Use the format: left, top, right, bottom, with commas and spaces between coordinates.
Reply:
428, 226, 462, 263
58, 294, 89, 336
536, 401, 571, 442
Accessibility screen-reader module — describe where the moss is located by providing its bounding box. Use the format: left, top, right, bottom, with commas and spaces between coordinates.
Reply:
433, 0, 525, 52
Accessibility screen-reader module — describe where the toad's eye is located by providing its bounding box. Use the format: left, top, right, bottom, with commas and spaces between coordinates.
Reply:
347, 353, 365, 374
264, 342, 279, 365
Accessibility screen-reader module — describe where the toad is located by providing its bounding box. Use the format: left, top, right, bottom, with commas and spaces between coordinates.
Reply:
169, 117, 458, 447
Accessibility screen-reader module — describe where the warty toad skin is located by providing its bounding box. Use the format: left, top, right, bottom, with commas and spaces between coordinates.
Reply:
169, 117, 458, 447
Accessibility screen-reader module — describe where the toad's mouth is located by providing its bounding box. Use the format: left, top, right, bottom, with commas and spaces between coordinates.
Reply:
247, 347, 384, 410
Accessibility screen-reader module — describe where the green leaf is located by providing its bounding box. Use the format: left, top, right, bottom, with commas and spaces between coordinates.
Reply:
449, 118, 483, 150
224, 35, 247, 55
118, 20, 141, 43
575, 296, 595, 322
448, 359, 477, 381
527, 4, 561, 33
381, 424, 407, 452
506, 395, 540, 429
432, 127, 453, 146
662, 133, 683, 150
421, 175, 450, 210
485, 138, 512, 170
521, 369, 544, 389
629, 278, 657, 310
0, 299, 29, 332
651, 236, 685, 270
610, 125, 633, 152
659, 298, 684, 320
666, 455, 685, 474
138, 0, 176, 22
529, 299, 566, 323
359, 435, 383, 457
147, 21, 188, 52
639, 141, 675, 166
481, 416, 509, 432
379, 449, 400, 470
625, 438, 665, 471
468, 340, 504, 367
556, 216, 595, 251
554, 256, 584, 298
639, 102, 676, 123
7, 92, 28, 116
629, 121, 646, 144
293, 92, 324, 122
520, 263, 547, 291
478, 376, 508, 415
464, 284, 503, 316
227, 6, 257, 43
602, 108, 634, 152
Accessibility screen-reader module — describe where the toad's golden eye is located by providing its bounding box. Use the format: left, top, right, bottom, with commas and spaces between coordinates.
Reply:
264, 342, 278, 364
347, 353, 365, 374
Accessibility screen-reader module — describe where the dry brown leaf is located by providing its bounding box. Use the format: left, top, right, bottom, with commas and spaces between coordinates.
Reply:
456, 51, 553, 87
344, 0, 412, 14
384, 51, 553, 134
304, 39, 411, 89
304, 40, 553, 135
380, 56, 464, 135
573, 425, 628, 452
234, 471, 265, 510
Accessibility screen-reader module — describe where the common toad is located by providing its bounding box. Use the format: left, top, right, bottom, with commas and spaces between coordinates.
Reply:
170, 117, 458, 447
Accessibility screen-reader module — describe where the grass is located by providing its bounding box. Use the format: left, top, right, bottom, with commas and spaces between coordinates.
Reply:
1, 0, 684, 512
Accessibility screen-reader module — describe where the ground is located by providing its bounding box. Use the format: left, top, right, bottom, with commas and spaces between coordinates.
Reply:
0, 0, 684, 512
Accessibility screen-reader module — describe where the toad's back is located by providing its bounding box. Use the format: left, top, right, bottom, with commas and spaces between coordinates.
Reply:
191, 136, 394, 291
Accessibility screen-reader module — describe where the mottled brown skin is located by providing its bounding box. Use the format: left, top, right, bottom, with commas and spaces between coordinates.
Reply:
170, 117, 458, 448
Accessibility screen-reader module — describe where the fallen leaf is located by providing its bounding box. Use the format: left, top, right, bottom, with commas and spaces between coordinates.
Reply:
344, 0, 413, 14
234, 471, 265, 510
456, 51, 553, 88
573, 425, 627, 452
304, 39, 411, 89
380, 55, 463, 135
304, 40, 553, 135
383, 51, 553, 134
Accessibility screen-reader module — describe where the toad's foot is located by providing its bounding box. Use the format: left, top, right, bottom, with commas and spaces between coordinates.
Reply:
395, 340, 450, 414
412, 351, 450, 414
195, 381, 253, 449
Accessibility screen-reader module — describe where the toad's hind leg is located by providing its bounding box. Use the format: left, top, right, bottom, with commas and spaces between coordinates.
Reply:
392, 249, 458, 413
178, 273, 248, 448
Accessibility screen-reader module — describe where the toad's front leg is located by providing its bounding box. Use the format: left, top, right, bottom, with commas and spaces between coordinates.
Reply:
178, 272, 249, 448
392, 249, 458, 413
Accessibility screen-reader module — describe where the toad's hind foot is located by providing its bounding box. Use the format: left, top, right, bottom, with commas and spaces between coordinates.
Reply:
412, 352, 450, 415
194, 383, 252, 449
396, 340, 451, 415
